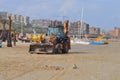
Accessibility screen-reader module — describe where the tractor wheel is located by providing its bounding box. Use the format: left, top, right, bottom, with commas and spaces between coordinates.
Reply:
52, 46, 56, 54
29, 45, 36, 54
52, 44, 62, 54
62, 43, 69, 53
29, 51, 34, 54
56, 44, 62, 54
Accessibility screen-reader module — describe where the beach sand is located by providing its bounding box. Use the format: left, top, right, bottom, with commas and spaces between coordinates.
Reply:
0, 42, 120, 80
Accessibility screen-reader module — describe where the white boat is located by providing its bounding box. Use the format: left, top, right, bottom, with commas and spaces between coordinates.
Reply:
71, 38, 90, 45
71, 8, 90, 45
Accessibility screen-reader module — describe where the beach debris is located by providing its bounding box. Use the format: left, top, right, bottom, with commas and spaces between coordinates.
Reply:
40, 65, 64, 71
72, 64, 77, 69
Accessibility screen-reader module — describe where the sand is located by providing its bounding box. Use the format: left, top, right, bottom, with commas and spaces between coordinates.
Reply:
0, 42, 120, 80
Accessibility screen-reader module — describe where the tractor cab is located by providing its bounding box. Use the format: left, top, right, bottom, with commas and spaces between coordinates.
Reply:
47, 26, 68, 44
47, 26, 65, 38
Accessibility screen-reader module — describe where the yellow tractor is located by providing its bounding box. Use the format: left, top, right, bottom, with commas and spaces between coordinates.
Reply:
29, 20, 71, 54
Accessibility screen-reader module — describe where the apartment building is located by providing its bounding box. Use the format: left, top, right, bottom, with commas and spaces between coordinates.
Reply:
108, 27, 120, 38
0, 11, 30, 26
69, 21, 89, 36
31, 19, 62, 28
89, 27, 101, 35
31, 19, 50, 28
0, 12, 7, 19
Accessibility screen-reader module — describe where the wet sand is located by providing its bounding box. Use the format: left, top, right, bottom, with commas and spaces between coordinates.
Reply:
0, 42, 120, 80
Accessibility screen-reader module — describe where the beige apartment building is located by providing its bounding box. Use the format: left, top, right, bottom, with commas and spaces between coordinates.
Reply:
0, 11, 29, 26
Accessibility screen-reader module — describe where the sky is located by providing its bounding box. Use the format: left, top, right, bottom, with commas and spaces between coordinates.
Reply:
0, 0, 120, 31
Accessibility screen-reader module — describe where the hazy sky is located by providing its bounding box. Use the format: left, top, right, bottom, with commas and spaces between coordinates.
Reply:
0, 0, 120, 30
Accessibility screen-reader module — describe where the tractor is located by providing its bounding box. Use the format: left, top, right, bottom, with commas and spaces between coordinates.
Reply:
29, 20, 71, 54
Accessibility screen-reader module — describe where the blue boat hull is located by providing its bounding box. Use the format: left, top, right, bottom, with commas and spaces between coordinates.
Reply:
90, 41, 104, 45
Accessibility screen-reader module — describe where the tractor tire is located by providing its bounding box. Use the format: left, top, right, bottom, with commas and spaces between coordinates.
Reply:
29, 51, 34, 54
29, 45, 36, 54
52, 44, 62, 54
62, 43, 69, 53
52, 46, 56, 54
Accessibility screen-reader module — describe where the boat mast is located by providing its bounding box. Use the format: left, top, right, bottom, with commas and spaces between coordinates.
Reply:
80, 8, 84, 39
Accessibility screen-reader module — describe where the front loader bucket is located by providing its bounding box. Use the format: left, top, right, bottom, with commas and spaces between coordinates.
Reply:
29, 43, 53, 54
